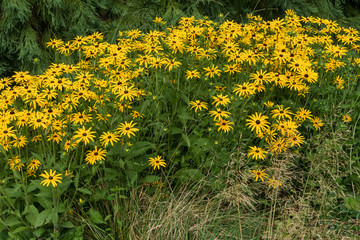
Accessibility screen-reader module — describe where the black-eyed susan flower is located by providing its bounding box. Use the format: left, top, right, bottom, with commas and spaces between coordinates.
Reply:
85, 146, 107, 165
40, 169, 62, 187
27, 158, 41, 172
248, 146, 268, 160
286, 133, 305, 147
73, 126, 96, 145
212, 94, 230, 107
204, 65, 221, 78
246, 112, 270, 134
215, 119, 233, 133
100, 132, 120, 147
148, 156, 166, 170
250, 169, 268, 182
311, 116, 324, 130
271, 106, 293, 120
294, 107, 312, 122
209, 108, 230, 121
269, 137, 287, 153
117, 121, 139, 138
233, 82, 256, 97
342, 114, 352, 123
186, 70, 200, 79
190, 100, 208, 112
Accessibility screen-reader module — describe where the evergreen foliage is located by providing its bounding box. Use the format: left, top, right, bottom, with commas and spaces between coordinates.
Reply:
1, 0, 360, 76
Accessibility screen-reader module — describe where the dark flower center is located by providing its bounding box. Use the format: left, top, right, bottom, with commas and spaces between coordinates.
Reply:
255, 120, 261, 124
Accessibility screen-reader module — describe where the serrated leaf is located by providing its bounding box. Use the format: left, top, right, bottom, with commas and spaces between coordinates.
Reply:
88, 208, 105, 224
78, 188, 92, 195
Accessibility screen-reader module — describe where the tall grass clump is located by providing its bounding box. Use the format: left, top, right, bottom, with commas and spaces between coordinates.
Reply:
0, 11, 359, 239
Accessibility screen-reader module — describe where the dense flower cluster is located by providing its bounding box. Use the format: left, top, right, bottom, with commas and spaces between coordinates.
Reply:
0, 10, 356, 188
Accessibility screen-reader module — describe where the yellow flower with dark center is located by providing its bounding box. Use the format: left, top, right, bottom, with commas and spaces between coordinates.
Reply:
186, 70, 200, 79
204, 65, 221, 78
246, 112, 270, 134
250, 169, 268, 182
248, 146, 268, 160
27, 158, 41, 171
190, 100, 208, 112
0, 125, 17, 142
40, 169, 62, 187
148, 156, 166, 170
12, 135, 27, 148
46, 38, 63, 48
209, 108, 230, 121
294, 107, 312, 122
215, 119, 233, 133
116, 86, 137, 102
311, 116, 324, 130
117, 121, 139, 138
100, 132, 120, 147
233, 82, 255, 97
73, 126, 96, 145
212, 94, 230, 107
271, 106, 293, 120
342, 114, 352, 123
164, 58, 181, 71
269, 137, 287, 153
286, 133, 305, 147
85, 146, 107, 165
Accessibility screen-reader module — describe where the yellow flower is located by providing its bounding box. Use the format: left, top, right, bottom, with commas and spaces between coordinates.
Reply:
189, 100, 208, 112
40, 169, 62, 187
215, 119, 234, 133
27, 158, 41, 172
250, 169, 268, 182
100, 132, 120, 147
212, 94, 231, 107
248, 146, 268, 160
267, 177, 282, 189
342, 114, 352, 123
204, 65, 221, 78
148, 156, 166, 170
85, 146, 107, 165
73, 126, 96, 145
117, 121, 139, 138
246, 112, 270, 134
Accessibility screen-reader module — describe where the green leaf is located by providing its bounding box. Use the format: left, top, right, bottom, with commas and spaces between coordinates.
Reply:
11, 226, 29, 234
104, 168, 118, 181
25, 205, 39, 226
74, 172, 80, 190
175, 169, 205, 182
78, 188, 92, 195
141, 175, 161, 183
128, 141, 156, 158
61, 221, 75, 228
4, 215, 21, 227
170, 127, 182, 134
88, 208, 105, 224
181, 133, 190, 147
34, 209, 52, 228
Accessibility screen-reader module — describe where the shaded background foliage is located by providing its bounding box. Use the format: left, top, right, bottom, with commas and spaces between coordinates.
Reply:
1, 0, 360, 76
